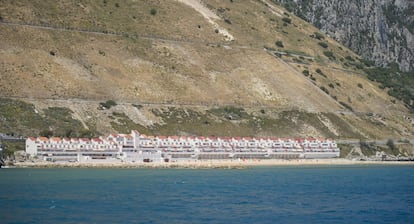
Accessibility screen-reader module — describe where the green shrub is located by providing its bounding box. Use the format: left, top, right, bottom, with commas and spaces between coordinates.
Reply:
209, 106, 248, 120
323, 51, 335, 60
359, 58, 375, 67
355, 63, 364, 69
320, 86, 329, 94
339, 101, 353, 111
386, 139, 396, 150
315, 68, 327, 77
150, 8, 157, 15
318, 42, 328, 48
40, 130, 54, 137
282, 17, 292, 24
357, 83, 363, 88
345, 55, 355, 61
302, 69, 309, 76
275, 40, 284, 48
99, 100, 117, 109
132, 104, 143, 109
313, 32, 325, 40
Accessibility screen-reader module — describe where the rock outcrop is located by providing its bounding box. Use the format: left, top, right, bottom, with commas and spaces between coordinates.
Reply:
274, 0, 414, 72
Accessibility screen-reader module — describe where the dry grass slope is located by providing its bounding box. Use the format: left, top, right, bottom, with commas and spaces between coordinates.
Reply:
0, 0, 413, 139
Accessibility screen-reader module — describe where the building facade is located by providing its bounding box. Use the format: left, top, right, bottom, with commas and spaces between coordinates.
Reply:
26, 130, 340, 162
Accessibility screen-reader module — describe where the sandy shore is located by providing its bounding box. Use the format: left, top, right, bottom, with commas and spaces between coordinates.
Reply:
9, 159, 414, 169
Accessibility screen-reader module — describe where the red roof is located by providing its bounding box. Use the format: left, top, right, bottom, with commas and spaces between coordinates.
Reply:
38, 137, 49, 141
50, 137, 61, 142
92, 138, 102, 142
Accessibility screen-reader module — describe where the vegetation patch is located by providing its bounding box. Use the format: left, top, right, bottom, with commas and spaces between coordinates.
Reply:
99, 100, 117, 110
315, 68, 327, 78
1, 141, 25, 160
0, 98, 100, 138
319, 86, 329, 95
323, 51, 335, 60
208, 106, 249, 121
43, 107, 87, 137
322, 113, 362, 138
312, 32, 325, 40
110, 112, 147, 134
338, 144, 352, 158
0, 98, 46, 136
150, 107, 253, 136
364, 63, 414, 110
339, 101, 353, 112
318, 42, 328, 48
275, 40, 284, 48
282, 17, 291, 24
150, 8, 157, 16
359, 140, 377, 156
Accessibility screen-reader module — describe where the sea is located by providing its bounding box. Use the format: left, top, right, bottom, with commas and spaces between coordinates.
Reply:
1, 165, 413, 224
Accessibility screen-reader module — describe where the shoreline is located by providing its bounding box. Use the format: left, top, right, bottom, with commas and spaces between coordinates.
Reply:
6, 159, 414, 169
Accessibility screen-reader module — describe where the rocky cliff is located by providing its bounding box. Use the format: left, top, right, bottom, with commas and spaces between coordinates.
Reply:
273, 0, 414, 72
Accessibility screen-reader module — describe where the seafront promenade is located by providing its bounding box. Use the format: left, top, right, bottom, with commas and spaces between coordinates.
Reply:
11, 158, 414, 169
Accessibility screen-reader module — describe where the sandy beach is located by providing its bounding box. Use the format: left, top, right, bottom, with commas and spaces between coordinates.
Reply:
9, 159, 414, 169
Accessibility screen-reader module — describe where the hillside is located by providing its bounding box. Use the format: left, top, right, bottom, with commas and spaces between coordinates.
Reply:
0, 0, 413, 139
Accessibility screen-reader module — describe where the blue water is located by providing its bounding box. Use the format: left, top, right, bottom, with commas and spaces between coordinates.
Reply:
1, 166, 413, 224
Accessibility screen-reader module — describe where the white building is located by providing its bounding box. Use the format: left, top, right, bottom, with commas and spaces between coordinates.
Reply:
26, 130, 340, 162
